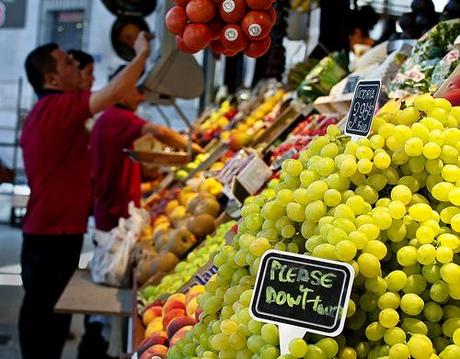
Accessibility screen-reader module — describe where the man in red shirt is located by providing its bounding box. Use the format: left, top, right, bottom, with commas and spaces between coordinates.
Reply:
19, 33, 151, 359
90, 66, 202, 232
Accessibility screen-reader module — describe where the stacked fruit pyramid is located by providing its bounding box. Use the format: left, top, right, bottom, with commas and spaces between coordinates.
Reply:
166, 94, 460, 359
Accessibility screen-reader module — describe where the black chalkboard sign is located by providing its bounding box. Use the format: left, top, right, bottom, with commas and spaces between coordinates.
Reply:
250, 250, 354, 336
345, 80, 381, 138
343, 75, 360, 95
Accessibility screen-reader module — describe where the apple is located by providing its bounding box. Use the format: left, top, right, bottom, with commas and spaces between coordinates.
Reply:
142, 305, 163, 326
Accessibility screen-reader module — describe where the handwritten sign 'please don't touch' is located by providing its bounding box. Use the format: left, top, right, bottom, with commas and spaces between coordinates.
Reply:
249, 250, 354, 354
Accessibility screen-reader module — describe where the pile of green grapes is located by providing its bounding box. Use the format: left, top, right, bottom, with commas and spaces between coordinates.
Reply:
167, 94, 460, 359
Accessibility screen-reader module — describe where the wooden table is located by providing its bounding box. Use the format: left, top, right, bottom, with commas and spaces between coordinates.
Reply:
55, 269, 135, 352
55, 269, 132, 316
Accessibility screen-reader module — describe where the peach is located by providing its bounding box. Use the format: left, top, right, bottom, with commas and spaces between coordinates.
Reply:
166, 316, 197, 339
140, 344, 168, 359
142, 306, 163, 326
162, 308, 186, 329
186, 285, 205, 303
138, 332, 168, 356
163, 299, 186, 315
144, 320, 164, 339
195, 307, 203, 321
170, 325, 193, 346
166, 293, 186, 304
186, 297, 199, 317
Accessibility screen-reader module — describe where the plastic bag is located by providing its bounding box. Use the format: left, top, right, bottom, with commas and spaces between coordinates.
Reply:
89, 203, 150, 287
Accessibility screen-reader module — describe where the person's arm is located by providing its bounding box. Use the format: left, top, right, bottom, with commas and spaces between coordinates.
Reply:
89, 32, 151, 115
141, 122, 204, 153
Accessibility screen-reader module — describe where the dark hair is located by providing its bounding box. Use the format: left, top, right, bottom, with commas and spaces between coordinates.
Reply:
24, 43, 59, 93
68, 49, 94, 70
348, 5, 379, 37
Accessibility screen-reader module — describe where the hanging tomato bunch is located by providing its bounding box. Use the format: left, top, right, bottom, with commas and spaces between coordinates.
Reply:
165, 0, 276, 58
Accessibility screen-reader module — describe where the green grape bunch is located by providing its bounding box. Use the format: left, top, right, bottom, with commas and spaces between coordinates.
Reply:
167, 94, 460, 359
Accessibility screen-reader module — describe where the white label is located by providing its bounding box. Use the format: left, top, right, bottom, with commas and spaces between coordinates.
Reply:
222, 0, 235, 13
236, 155, 272, 195
248, 24, 262, 37
224, 28, 238, 41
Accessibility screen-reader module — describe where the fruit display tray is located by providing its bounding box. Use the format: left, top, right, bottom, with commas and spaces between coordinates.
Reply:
124, 149, 191, 167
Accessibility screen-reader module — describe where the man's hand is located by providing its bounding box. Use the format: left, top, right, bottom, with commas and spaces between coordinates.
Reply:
134, 31, 152, 58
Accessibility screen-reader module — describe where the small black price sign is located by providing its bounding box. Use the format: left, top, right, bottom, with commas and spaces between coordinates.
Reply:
345, 80, 381, 138
250, 250, 354, 338
342, 75, 360, 95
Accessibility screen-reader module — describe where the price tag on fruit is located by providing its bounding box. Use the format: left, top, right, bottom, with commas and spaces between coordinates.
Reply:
345, 80, 381, 139
250, 250, 354, 355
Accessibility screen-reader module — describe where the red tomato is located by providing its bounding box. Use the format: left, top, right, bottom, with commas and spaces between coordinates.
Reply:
165, 6, 188, 36
174, 0, 190, 5
176, 35, 198, 53
183, 23, 213, 51
241, 11, 272, 40
210, 39, 225, 54
209, 19, 224, 40
218, 0, 247, 24
186, 0, 216, 23
246, 0, 273, 10
266, 7, 277, 24
223, 48, 239, 57
244, 36, 271, 58
220, 24, 247, 52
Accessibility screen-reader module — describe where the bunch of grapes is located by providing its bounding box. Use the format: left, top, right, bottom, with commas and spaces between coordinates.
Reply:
167, 94, 460, 359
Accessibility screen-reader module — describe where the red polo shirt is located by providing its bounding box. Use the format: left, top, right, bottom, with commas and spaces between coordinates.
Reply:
20, 91, 93, 234
90, 106, 146, 231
